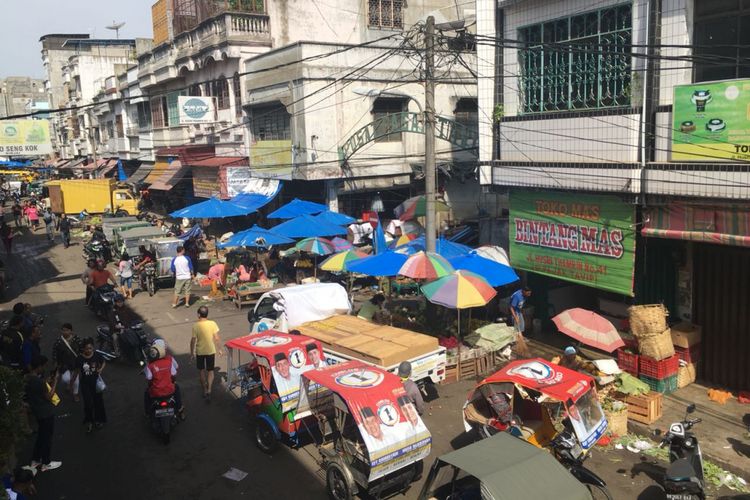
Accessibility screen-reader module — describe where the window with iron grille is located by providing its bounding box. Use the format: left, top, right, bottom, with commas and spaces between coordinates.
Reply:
233, 73, 243, 118
250, 103, 290, 141
188, 83, 202, 96
167, 91, 183, 126
518, 4, 632, 113
368, 0, 403, 29
150, 96, 168, 128
210, 77, 230, 110
372, 97, 406, 142
137, 102, 151, 130
694, 0, 750, 82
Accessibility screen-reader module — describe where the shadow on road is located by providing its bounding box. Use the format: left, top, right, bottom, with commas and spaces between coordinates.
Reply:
727, 437, 750, 459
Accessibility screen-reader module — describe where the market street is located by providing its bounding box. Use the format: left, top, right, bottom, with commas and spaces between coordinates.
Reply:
3, 223, 744, 500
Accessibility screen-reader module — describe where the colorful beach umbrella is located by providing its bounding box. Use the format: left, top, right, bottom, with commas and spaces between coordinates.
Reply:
330, 236, 353, 252
394, 195, 450, 221
552, 308, 625, 353
422, 270, 497, 309
389, 233, 418, 248
319, 249, 368, 272
294, 237, 335, 256
398, 251, 454, 279
449, 253, 519, 288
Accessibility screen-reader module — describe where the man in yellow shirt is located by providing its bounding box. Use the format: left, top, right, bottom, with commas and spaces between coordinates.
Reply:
190, 306, 223, 401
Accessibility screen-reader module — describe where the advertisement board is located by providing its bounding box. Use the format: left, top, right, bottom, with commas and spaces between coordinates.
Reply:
0, 119, 52, 156
225, 166, 253, 197
178, 96, 216, 124
672, 79, 750, 161
250, 140, 293, 179
509, 191, 636, 296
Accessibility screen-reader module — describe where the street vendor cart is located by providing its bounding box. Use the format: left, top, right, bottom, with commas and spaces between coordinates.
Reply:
225, 332, 327, 453
296, 360, 431, 500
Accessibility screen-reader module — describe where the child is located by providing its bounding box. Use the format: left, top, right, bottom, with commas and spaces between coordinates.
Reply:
118, 252, 134, 299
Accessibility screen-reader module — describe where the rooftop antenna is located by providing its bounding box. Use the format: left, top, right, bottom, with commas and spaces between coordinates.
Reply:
105, 21, 126, 39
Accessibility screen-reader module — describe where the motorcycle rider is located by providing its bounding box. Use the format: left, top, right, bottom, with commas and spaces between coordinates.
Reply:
133, 245, 156, 288
143, 339, 185, 419
106, 294, 134, 356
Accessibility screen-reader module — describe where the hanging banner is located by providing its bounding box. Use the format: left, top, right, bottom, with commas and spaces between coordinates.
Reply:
0, 120, 52, 156
225, 167, 253, 197
178, 96, 216, 124
672, 79, 750, 161
509, 191, 636, 296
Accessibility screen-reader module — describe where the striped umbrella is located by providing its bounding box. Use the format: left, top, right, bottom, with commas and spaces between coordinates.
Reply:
319, 249, 368, 272
389, 233, 418, 249
394, 195, 450, 221
294, 237, 335, 256
552, 308, 625, 353
398, 251, 454, 279
422, 270, 497, 309
331, 236, 353, 252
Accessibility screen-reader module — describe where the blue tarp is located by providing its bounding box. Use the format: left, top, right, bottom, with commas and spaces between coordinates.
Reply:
374, 221, 388, 255
396, 236, 472, 260
231, 181, 282, 211
271, 214, 347, 238
116, 160, 127, 182
0, 160, 32, 167
346, 251, 408, 277
178, 225, 203, 241
310, 210, 356, 226
449, 253, 519, 287
219, 225, 293, 248
170, 197, 252, 219
268, 198, 327, 219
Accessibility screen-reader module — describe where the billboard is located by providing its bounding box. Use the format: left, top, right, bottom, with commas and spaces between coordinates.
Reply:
250, 140, 293, 179
0, 119, 52, 156
178, 96, 216, 124
672, 79, 750, 161
509, 190, 636, 296
225, 166, 252, 197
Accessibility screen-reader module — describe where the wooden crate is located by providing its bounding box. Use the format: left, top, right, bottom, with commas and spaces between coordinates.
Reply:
617, 392, 663, 424
442, 363, 459, 385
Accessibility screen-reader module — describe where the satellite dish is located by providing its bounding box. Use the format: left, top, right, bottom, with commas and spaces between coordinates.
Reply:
105, 21, 126, 39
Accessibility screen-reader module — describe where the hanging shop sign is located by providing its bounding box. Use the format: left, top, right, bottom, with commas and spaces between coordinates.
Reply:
225, 166, 253, 198
0, 119, 52, 156
672, 79, 750, 161
509, 191, 636, 296
178, 96, 216, 124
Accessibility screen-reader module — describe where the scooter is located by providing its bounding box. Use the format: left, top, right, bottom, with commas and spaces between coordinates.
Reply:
83, 240, 112, 262
148, 393, 179, 445
89, 284, 118, 319
657, 404, 705, 500
97, 321, 150, 365
551, 430, 613, 500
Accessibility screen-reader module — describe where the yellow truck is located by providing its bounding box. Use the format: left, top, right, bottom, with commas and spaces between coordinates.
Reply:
47, 178, 139, 215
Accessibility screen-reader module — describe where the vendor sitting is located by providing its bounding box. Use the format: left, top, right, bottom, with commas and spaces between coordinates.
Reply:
207, 259, 226, 287
558, 346, 597, 375
357, 293, 385, 321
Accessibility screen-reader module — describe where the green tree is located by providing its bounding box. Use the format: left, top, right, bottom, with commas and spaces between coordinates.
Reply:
0, 366, 26, 476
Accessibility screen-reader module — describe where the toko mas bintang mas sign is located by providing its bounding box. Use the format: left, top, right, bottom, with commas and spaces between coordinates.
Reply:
509, 191, 636, 296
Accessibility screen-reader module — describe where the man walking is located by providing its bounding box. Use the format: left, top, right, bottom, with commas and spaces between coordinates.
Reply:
43, 209, 55, 242
24, 356, 62, 472
189, 306, 223, 401
171, 246, 194, 308
57, 213, 72, 248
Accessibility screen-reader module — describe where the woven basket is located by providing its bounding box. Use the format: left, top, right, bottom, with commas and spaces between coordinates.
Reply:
629, 304, 669, 338
677, 363, 697, 388
605, 409, 628, 436
638, 329, 675, 361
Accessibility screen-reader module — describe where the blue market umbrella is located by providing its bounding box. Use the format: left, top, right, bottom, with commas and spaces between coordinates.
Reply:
268, 198, 328, 219
219, 225, 294, 249
272, 214, 347, 238
396, 235, 473, 260
346, 251, 408, 277
448, 253, 519, 288
170, 197, 251, 219
310, 210, 356, 226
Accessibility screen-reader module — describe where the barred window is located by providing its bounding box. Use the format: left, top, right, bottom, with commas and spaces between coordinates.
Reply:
166, 91, 182, 127
250, 103, 290, 141
518, 4, 632, 113
150, 96, 168, 128
368, 0, 403, 29
694, 0, 750, 82
209, 77, 230, 110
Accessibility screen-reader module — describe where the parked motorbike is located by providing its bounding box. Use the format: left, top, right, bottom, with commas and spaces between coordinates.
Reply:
97, 321, 150, 365
657, 404, 705, 500
551, 430, 612, 500
148, 392, 179, 444
89, 284, 118, 319
83, 240, 112, 262
141, 262, 157, 296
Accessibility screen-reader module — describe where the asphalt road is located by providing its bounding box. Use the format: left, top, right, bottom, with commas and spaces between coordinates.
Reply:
3, 223, 747, 500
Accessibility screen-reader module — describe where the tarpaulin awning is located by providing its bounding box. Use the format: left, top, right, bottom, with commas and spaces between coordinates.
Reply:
144, 160, 170, 185
448, 253, 519, 287
127, 162, 151, 184
230, 179, 282, 212
98, 159, 119, 177
169, 197, 252, 218
310, 210, 356, 226
642, 202, 750, 247
189, 156, 247, 168
271, 214, 347, 238
149, 160, 188, 191
268, 198, 328, 219
346, 250, 408, 277
218, 225, 293, 248
396, 235, 472, 260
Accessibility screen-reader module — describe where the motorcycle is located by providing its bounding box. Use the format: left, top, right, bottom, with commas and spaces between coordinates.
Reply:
83, 239, 112, 262
657, 404, 705, 500
96, 321, 150, 365
140, 262, 157, 296
551, 430, 612, 500
148, 392, 179, 444
89, 284, 118, 319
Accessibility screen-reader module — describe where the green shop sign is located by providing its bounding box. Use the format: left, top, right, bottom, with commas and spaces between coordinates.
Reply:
509, 191, 636, 296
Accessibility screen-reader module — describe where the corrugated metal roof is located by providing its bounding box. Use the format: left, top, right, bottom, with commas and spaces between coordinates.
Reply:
189, 156, 247, 168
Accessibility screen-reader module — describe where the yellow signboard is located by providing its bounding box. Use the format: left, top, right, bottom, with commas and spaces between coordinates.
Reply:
0, 120, 52, 156
250, 140, 292, 179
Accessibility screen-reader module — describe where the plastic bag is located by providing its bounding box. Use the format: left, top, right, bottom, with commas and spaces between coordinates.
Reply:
96, 376, 107, 393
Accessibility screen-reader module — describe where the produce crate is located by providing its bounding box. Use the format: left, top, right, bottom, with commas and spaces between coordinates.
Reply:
674, 344, 701, 364
639, 374, 679, 394
617, 348, 639, 376
442, 363, 459, 385
616, 392, 663, 424
639, 354, 679, 379
605, 409, 629, 436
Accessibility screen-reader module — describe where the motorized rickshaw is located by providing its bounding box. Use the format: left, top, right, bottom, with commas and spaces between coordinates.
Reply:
147, 237, 181, 283
296, 360, 431, 500
418, 431, 592, 500
225, 331, 327, 453
463, 358, 608, 452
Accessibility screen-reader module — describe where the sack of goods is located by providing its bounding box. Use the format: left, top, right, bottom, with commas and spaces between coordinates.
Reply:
638, 329, 675, 361
628, 304, 668, 338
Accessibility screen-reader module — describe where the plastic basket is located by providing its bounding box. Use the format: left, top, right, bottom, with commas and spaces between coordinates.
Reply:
616, 348, 639, 376
639, 374, 678, 394
675, 344, 701, 364
639, 354, 679, 379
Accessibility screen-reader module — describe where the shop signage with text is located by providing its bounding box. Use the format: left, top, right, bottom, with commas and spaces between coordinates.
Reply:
509, 191, 636, 296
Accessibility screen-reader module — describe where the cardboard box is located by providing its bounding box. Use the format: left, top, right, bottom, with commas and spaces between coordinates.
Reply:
671, 322, 702, 348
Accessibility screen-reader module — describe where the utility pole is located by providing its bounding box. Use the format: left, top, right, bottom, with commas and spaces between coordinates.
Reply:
424, 15, 437, 253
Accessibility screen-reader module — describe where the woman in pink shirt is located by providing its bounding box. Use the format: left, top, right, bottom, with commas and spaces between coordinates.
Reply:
26, 205, 39, 231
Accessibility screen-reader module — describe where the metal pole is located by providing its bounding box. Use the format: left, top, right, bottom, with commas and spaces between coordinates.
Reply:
424, 16, 437, 254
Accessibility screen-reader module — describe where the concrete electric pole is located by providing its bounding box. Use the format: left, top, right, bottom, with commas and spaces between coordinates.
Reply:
424, 15, 437, 253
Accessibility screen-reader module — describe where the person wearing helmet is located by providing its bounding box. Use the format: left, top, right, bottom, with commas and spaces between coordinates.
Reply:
397, 361, 425, 415
143, 339, 185, 419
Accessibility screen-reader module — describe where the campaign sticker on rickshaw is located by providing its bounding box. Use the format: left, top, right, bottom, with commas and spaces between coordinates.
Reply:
289, 348, 306, 369
506, 360, 563, 384
250, 335, 292, 348
335, 369, 385, 389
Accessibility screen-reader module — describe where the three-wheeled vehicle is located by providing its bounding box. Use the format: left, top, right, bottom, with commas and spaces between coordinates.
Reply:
419, 431, 592, 500
225, 331, 327, 453
463, 358, 611, 497
296, 360, 431, 500
114, 226, 166, 257
147, 237, 181, 285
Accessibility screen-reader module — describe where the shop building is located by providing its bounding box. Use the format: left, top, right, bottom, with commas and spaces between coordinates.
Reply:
477, 0, 750, 389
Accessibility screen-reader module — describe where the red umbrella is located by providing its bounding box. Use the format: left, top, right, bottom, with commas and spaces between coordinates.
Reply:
552, 308, 625, 353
